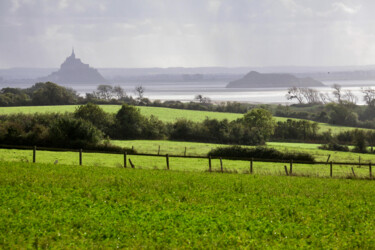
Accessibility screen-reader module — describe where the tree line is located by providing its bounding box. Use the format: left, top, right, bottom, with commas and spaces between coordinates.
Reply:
0, 82, 263, 114
1, 103, 374, 153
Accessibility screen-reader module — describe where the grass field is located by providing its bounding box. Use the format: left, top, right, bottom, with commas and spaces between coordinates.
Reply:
0, 105, 368, 133
0, 147, 372, 178
111, 139, 374, 164
1, 161, 375, 248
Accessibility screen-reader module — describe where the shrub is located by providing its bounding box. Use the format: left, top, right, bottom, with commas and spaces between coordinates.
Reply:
84, 143, 136, 154
318, 142, 349, 152
74, 103, 114, 133
208, 146, 314, 162
49, 117, 103, 148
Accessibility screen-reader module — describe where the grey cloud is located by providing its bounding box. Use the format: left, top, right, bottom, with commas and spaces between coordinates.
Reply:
1, 0, 375, 68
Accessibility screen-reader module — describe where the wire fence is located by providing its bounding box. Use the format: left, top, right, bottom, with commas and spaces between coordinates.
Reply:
1, 144, 374, 179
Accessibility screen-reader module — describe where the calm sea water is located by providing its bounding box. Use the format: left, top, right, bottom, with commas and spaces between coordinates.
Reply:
73, 80, 375, 104
4, 80, 375, 104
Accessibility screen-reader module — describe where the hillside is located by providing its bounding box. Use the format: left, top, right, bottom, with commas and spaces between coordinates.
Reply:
0, 105, 366, 134
227, 71, 324, 88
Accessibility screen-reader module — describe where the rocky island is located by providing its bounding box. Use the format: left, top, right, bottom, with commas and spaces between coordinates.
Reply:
227, 71, 324, 88
38, 49, 107, 84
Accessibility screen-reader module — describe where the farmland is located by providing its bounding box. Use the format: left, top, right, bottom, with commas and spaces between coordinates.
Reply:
1, 161, 375, 248
0, 146, 373, 178
112, 140, 373, 163
0, 105, 366, 133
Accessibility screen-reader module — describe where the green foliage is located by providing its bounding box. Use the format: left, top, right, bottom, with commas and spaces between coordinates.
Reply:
209, 146, 315, 162
0, 88, 30, 106
114, 104, 145, 139
326, 103, 358, 126
74, 103, 113, 133
318, 142, 349, 152
352, 129, 368, 153
49, 117, 103, 148
110, 140, 375, 164
243, 108, 275, 141
29, 82, 79, 105
273, 119, 320, 142
2, 162, 375, 248
113, 104, 166, 140
0, 105, 368, 135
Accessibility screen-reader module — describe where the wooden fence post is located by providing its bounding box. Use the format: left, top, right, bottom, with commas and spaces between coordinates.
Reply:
284, 165, 289, 176
208, 156, 212, 172
250, 158, 253, 174
158, 145, 160, 155
79, 149, 82, 166
166, 154, 170, 170
370, 162, 372, 178
290, 159, 293, 175
129, 159, 135, 168
132, 146, 134, 151
220, 158, 223, 173
184, 147, 187, 157
351, 167, 356, 177
330, 161, 333, 177
124, 152, 127, 168
33, 146, 36, 163
326, 154, 331, 163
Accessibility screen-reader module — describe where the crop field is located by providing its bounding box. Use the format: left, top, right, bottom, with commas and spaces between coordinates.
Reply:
0, 105, 367, 133
0, 147, 373, 178
1, 161, 375, 248
112, 140, 374, 164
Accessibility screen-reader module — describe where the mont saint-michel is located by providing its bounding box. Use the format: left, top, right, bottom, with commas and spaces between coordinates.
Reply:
38, 49, 107, 84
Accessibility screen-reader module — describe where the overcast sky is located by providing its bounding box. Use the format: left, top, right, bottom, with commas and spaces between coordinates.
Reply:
1, 0, 375, 68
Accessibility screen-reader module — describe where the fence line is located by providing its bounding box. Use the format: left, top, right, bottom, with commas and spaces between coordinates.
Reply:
0, 144, 374, 167
3, 144, 375, 178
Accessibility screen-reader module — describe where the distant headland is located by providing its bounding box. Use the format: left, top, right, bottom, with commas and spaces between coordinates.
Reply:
38, 49, 107, 84
227, 71, 324, 88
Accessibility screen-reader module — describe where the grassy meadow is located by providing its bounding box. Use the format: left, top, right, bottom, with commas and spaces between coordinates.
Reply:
1, 161, 375, 248
0, 147, 372, 178
0, 105, 367, 133
111, 140, 373, 164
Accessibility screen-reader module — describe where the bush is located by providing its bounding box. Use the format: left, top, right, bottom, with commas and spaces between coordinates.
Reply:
318, 142, 349, 152
208, 146, 314, 162
85, 143, 136, 154
74, 103, 114, 133
49, 117, 103, 148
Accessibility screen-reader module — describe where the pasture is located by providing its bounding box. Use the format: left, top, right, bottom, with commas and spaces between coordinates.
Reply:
112, 140, 373, 164
0, 105, 366, 133
1, 161, 375, 248
0, 147, 373, 178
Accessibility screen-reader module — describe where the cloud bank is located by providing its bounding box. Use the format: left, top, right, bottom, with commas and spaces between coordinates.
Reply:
0, 0, 374, 68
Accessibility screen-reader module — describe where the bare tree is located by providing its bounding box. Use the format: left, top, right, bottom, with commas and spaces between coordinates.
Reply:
135, 85, 145, 101
319, 92, 331, 104
112, 85, 126, 100
342, 90, 358, 104
286, 86, 305, 104
362, 87, 375, 107
195, 94, 211, 104
332, 84, 342, 103
95, 85, 113, 100
300, 88, 321, 104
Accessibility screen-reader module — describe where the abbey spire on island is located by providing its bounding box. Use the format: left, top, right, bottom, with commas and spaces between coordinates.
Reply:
38, 48, 107, 84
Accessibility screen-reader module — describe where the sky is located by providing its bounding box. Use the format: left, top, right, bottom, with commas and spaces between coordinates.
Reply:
1, 0, 375, 68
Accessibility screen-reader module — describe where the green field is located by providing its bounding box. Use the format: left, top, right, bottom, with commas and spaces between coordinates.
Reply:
1, 161, 375, 248
111, 140, 374, 164
0, 147, 372, 178
0, 105, 367, 133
